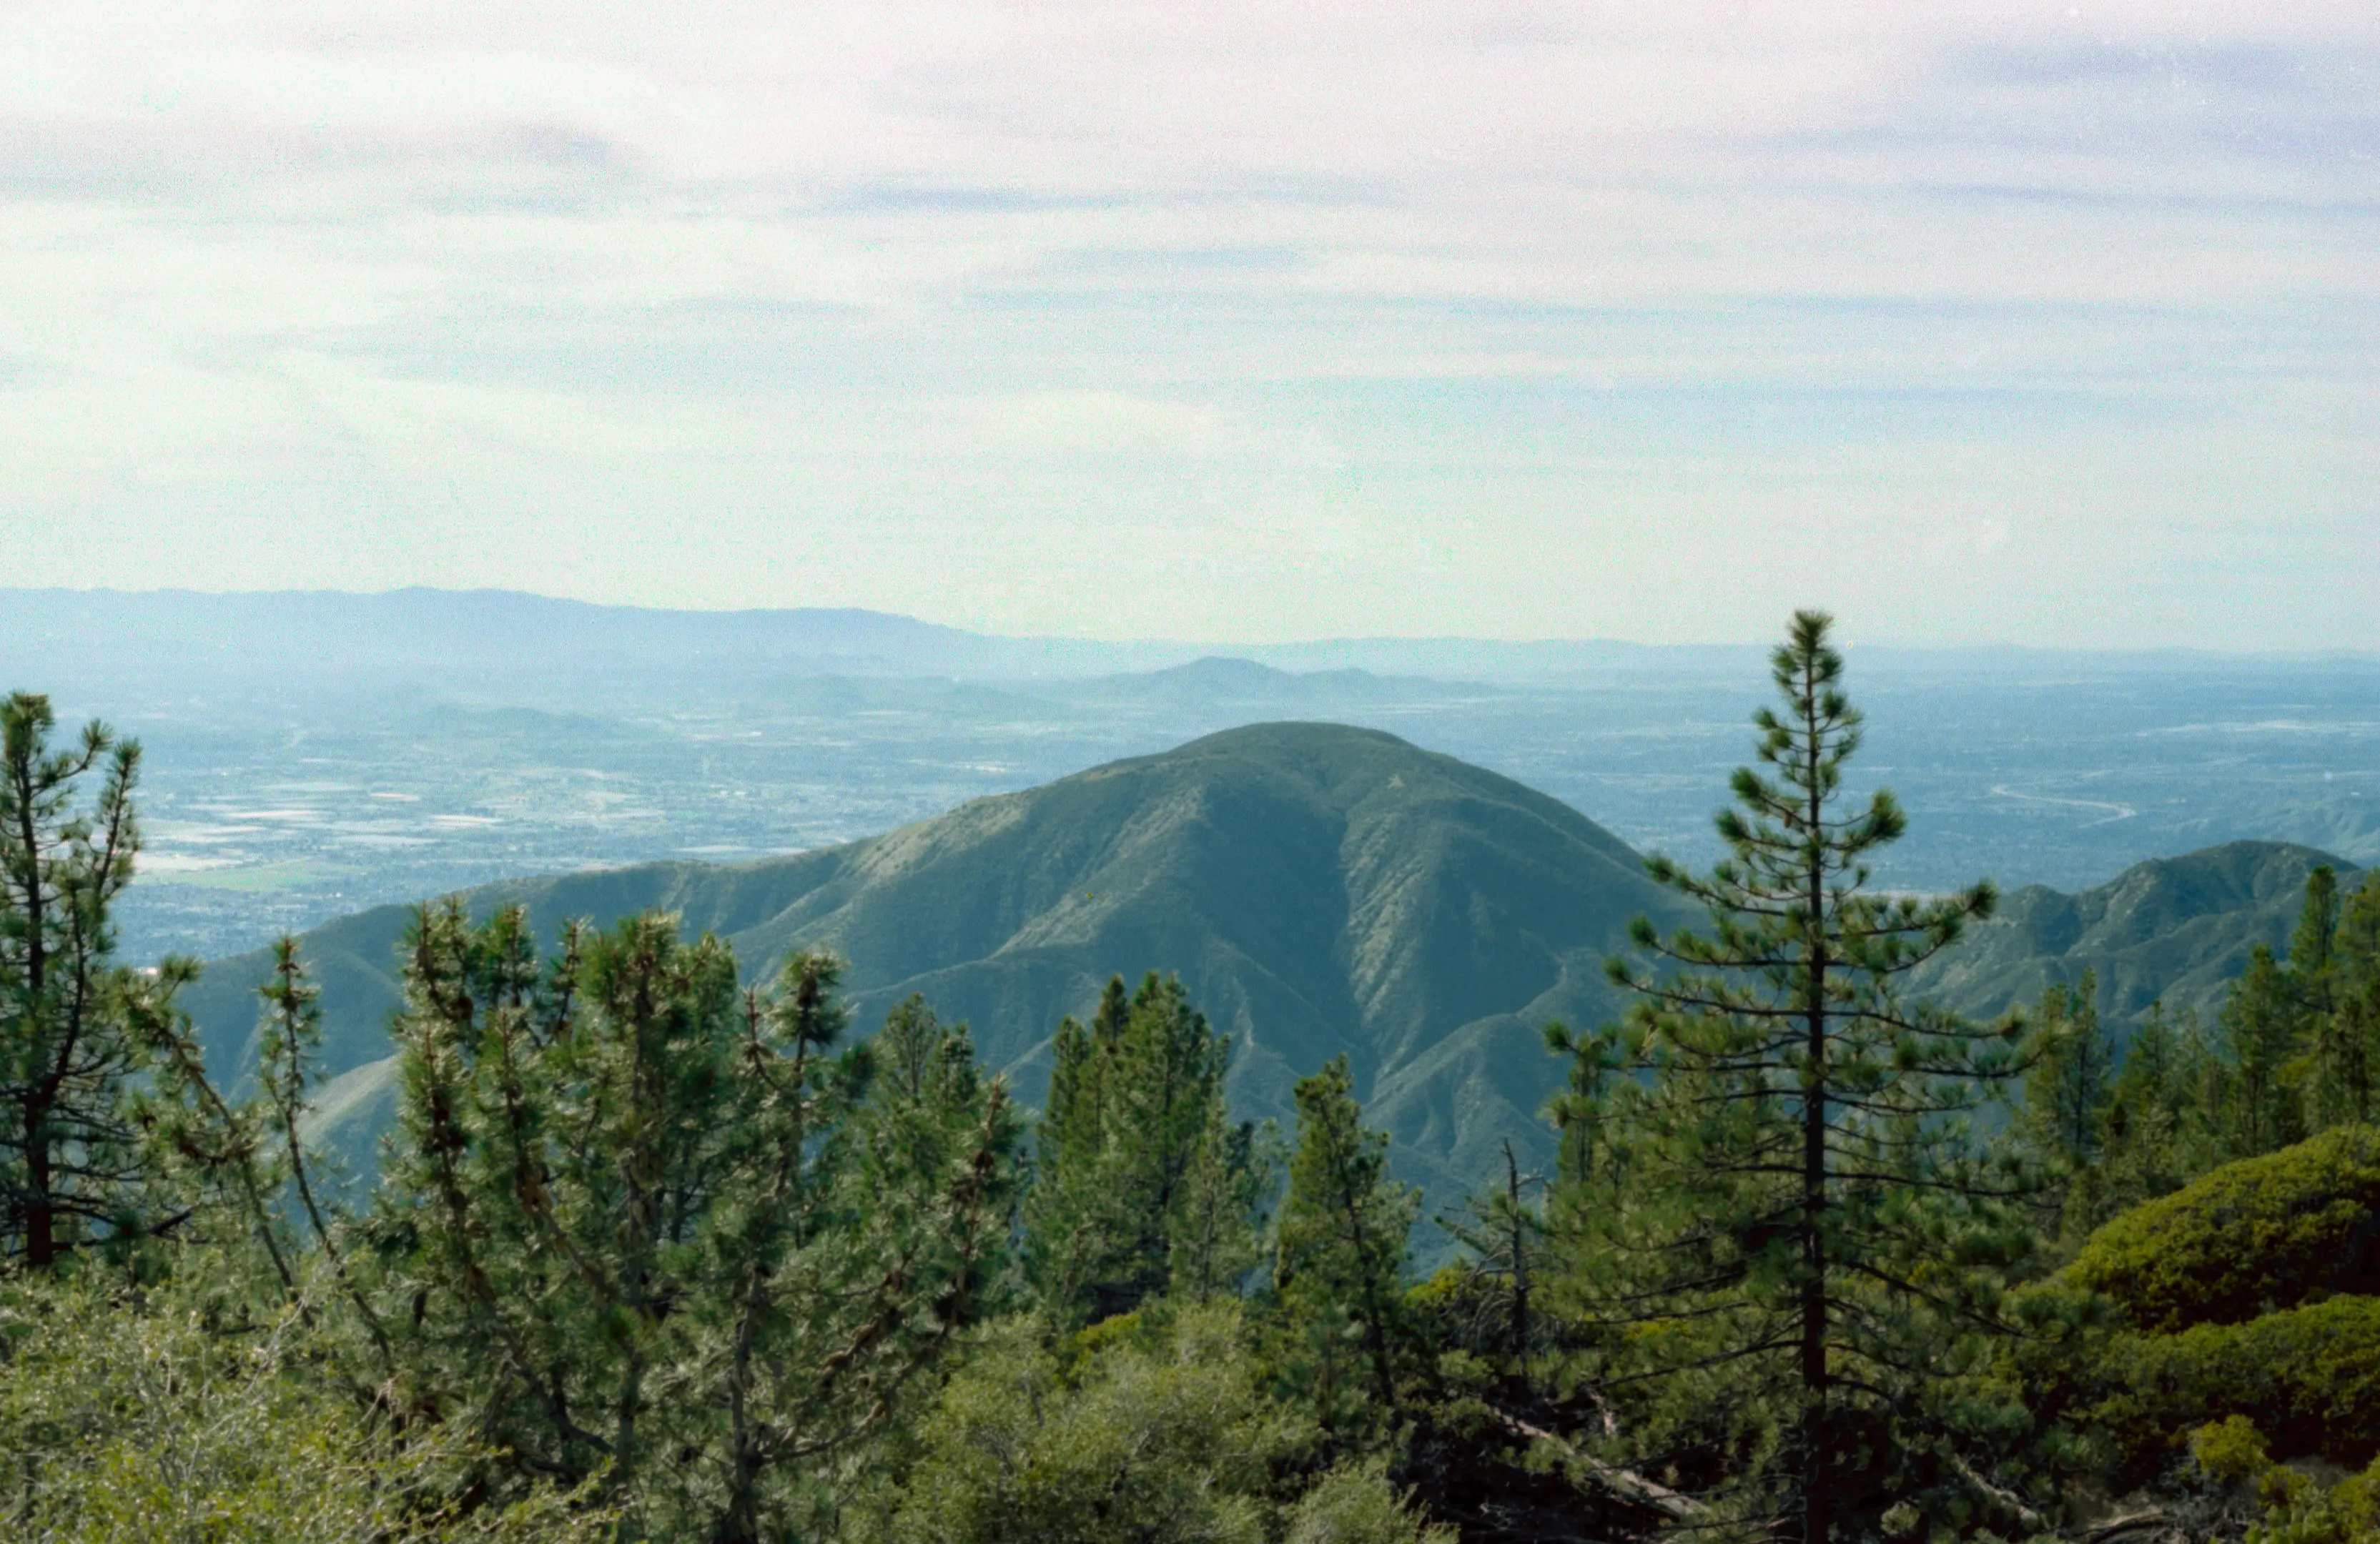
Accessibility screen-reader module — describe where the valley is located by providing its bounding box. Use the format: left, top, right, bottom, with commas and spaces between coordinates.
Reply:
4, 590, 2361, 968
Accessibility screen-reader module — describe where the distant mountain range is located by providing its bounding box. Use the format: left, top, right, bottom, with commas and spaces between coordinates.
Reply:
176, 722, 2358, 1224
0, 586, 1733, 697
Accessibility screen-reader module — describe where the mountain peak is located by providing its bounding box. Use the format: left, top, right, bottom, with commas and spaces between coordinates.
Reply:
1911, 838, 2357, 1024
182, 724, 1681, 1224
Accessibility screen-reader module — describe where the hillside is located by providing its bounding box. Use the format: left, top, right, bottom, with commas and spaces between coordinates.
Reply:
1907, 839, 2359, 1026
179, 726, 2362, 1222
181, 721, 1694, 1214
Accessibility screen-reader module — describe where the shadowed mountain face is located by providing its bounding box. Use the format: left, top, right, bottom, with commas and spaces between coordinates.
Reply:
1907, 840, 2360, 1027
180, 722, 1694, 1214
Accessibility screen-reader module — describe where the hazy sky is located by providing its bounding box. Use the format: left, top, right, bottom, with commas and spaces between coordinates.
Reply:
1, 4, 2374, 647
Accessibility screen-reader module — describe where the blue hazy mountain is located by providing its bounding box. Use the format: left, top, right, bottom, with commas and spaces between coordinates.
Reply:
0, 585, 1702, 694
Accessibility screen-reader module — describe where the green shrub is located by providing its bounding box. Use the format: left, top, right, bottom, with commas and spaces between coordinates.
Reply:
2248, 1455, 2380, 1544
0, 1285, 602, 1544
2093, 1297, 2380, 1469
866, 1301, 1461, 1544
866, 1303, 1304, 1543
2194, 1415, 2276, 1488
2067, 1124, 2380, 1334
1283, 1460, 1458, 1544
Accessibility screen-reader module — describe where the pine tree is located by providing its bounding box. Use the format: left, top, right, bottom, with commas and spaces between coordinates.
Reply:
1273, 1054, 1416, 1437
1438, 1139, 1548, 1395
367, 902, 1020, 1539
1167, 1086, 1273, 1303
2214, 944, 2301, 1158
1025, 972, 1258, 1322
252, 935, 390, 1362
1565, 612, 2033, 1544
2018, 971, 2115, 1234
1040, 975, 1130, 1179
0, 691, 182, 1270
2290, 866, 2341, 1019
2293, 866, 2378, 1132
2329, 872, 2380, 1128
2098, 1001, 2198, 1210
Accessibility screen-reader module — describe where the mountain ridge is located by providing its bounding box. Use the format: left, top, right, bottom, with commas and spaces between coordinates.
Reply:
177, 723, 2361, 1223
1909, 839, 2357, 1025
185, 722, 1694, 1214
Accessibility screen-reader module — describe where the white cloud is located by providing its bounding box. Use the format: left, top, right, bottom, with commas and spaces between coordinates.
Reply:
0, 2, 2373, 646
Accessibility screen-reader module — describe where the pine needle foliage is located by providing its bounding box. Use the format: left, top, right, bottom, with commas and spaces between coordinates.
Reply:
0, 692, 184, 1272
365, 901, 1022, 1542
1560, 612, 2035, 1544
1273, 1054, 1417, 1442
1027, 972, 1268, 1323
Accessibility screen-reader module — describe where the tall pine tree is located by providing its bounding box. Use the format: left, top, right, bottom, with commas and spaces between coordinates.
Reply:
1025, 973, 1260, 1322
2018, 970, 2115, 1236
2214, 944, 2301, 1158
1563, 612, 2033, 1544
1273, 1053, 1415, 1442
2329, 871, 2380, 1128
0, 691, 187, 1270
366, 902, 1019, 1540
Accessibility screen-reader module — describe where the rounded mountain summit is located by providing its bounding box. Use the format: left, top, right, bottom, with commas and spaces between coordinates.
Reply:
184, 722, 1692, 1215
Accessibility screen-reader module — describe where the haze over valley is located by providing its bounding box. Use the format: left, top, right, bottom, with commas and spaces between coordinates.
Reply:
16, 586, 2352, 1237
12, 588, 2373, 969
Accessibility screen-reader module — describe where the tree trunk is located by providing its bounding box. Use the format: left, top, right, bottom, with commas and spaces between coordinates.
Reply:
24, 1099, 52, 1270
1800, 662, 1830, 1544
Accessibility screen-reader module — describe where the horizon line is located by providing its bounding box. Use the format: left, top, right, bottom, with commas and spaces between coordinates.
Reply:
4, 583, 2376, 666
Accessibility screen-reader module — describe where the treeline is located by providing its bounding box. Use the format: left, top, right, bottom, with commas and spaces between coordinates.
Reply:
6, 618, 2380, 1544
2017, 861, 2380, 1239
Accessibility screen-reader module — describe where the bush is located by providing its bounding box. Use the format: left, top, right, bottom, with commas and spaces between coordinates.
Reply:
867, 1301, 1461, 1544
2194, 1415, 2276, 1488
2248, 1455, 2380, 1544
867, 1303, 1303, 1544
2093, 1297, 2380, 1470
1283, 1460, 1457, 1544
0, 1285, 603, 1544
2066, 1125, 2380, 1334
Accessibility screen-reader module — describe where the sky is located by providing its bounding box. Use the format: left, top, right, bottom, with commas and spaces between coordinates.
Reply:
0, 3, 2374, 648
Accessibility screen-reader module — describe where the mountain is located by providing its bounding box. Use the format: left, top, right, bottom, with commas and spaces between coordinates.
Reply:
0, 587, 1661, 697
0, 587, 1082, 694
1908, 840, 2359, 1026
179, 722, 1695, 1216
1071, 656, 1487, 711
174, 720, 2363, 1232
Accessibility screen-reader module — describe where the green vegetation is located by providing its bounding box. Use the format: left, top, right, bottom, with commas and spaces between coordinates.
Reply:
0, 1282, 610, 1543
2065, 1125, 2380, 1332
1027, 972, 1265, 1322
8, 626, 2380, 1544
1547, 613, 2033, 1544
2000, 859, 2380, 1249
1273, 1054, 1420, 1442
1, 692, 180, 1270
859, 1305, 1446, 1544
2093, 1295, 2380, 1470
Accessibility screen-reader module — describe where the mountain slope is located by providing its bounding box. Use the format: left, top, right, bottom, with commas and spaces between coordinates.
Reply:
180, 728, 2362, 1229
1908, 840, 2359, 1025
184, 722, 1694, 1214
